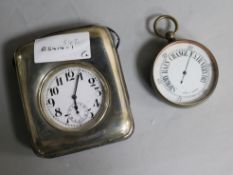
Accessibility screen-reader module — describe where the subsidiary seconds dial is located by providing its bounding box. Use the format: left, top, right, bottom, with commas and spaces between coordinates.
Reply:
39, 63, 109, 131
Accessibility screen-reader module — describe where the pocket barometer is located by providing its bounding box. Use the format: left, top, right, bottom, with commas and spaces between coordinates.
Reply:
14, 26, 134, 157
151, 15, 219, 106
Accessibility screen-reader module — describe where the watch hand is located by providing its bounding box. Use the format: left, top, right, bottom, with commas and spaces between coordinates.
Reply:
73, 99, 79, 114
72, 73, 80, 114
180, 51, 192, 84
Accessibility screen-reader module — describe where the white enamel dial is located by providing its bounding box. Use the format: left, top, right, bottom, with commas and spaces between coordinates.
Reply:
152, 41, 218, 106
39, 64, 108, 131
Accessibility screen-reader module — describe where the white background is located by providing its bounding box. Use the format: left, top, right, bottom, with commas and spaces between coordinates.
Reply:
0, 0, 233, 175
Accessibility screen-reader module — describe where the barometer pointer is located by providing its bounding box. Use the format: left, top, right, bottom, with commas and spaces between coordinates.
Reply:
180, 51, 192, 84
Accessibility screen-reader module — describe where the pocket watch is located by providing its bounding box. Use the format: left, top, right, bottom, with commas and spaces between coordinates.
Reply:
151, 15, 219, 106
14, 26, 134, 157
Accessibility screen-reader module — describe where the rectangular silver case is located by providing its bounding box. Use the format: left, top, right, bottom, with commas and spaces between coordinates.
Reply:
14, 26, 134, 157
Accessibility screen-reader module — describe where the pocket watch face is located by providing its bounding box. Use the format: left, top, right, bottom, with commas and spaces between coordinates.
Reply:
152, 40, 218, 106
38, 63, 109, 131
